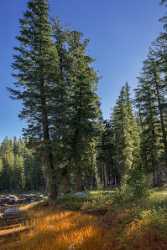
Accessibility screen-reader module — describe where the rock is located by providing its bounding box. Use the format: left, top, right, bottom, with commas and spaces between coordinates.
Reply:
8, 195, 19, 202
0, 193, 45, 207
4, 207, 20, 219
0, 195, 19, 205
0, 197, 10, 205
73, 192, 87, 198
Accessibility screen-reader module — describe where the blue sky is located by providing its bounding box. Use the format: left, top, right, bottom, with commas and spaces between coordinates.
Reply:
0, 0, 165, 140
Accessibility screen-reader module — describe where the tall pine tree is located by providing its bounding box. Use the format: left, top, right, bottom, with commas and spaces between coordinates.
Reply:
9, 0, 59, 200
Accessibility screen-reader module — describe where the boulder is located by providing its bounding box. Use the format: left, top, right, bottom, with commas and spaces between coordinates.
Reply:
3, 207, 20, 219
0, 197, 10, 205
73, 192, 87, 198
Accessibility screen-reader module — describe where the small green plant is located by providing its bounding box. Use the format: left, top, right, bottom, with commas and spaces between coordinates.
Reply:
113, 167, 148, 206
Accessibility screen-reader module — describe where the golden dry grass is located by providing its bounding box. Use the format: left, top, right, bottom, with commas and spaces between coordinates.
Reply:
1, 206, 110, 250
1, 190, 167, 250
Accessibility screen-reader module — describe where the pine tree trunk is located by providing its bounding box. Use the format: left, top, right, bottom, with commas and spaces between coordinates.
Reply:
47, 169, 58, 200
76, 173, 83, 192
152, 168, 161, 187
63, 175, 71, 193
138, 109, 148, 169
114, 176, 118, 186
40, 81, 58, 201
103, 164, 107, 188
148, 90, 160, 186
95, 164, 101, 189
154, 75, 167, 167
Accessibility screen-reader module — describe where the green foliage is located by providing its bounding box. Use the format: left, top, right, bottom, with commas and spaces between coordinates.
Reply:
63, 31, 101, 191
0, 137, 43, 192
135, 47, 167, 187
136, 1, 167, 187
111, 83, 140, 184
126, 166, 148, 199
112, 168, 148, 205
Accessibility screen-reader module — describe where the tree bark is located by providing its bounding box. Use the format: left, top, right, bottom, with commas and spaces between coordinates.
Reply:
40, 81, 58, 201
153, 68, 167, 167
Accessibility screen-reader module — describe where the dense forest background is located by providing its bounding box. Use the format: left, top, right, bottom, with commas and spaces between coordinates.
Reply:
0, 137, 43, 191
0, 0, 167, 199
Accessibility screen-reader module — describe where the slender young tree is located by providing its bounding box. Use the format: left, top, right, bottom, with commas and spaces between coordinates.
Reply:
111, 83, 140, 184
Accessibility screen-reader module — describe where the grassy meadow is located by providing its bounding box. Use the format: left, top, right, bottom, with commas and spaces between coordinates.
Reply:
1, 188, 167, 250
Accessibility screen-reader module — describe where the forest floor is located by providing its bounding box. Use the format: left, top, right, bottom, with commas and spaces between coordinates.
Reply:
0, 188, 167, 250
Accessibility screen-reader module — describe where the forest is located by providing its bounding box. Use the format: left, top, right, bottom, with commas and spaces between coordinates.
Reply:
1, 0, 167, 249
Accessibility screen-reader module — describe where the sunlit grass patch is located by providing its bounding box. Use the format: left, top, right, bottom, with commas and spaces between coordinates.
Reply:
149, 188, 167, 202
1, 208, 105, 250
1, 188, 167, 250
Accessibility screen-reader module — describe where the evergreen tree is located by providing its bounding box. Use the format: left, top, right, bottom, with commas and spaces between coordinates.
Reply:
111, 83, 140, 185
67, 31, 101, 191
135, 57, 167, 185
135, 76, 162, 186
9, 0, 59, 199
51, 20, 74, 189
134, 0, 167, 186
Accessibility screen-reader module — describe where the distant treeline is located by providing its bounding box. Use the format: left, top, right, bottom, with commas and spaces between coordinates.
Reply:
0, 137, 44, 192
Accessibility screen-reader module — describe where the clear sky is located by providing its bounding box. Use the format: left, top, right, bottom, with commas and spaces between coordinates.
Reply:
0, 0, 165, 141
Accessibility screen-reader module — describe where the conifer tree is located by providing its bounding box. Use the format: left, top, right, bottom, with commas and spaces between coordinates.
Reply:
51, 20, 73, 175
111, 83, 140, 184
135, 76, 162, 186
67, 31, 101, 191
145, 58, 167, 165
9, 0, 59, 199
135, 53, 167, 185
134, 0, 167, 186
